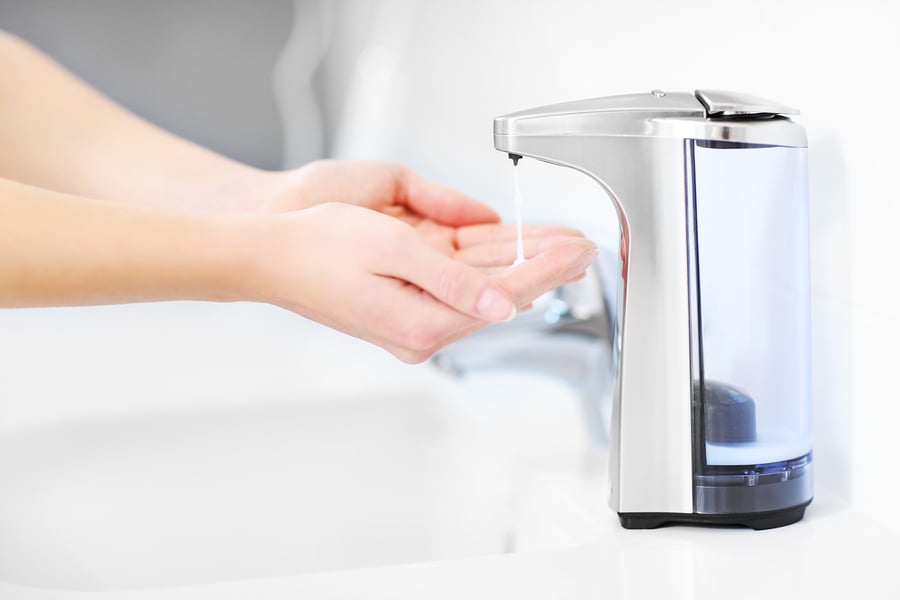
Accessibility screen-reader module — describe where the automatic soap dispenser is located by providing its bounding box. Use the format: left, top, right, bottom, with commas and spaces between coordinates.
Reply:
494, 90, 813, 529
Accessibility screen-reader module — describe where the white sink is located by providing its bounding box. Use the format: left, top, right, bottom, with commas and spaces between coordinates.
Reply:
0, 303, 602, 592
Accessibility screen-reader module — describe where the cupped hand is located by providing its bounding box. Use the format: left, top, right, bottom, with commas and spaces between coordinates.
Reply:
255, 159, 585, 272
257, 160, 497, 225
239, 202, 597, 363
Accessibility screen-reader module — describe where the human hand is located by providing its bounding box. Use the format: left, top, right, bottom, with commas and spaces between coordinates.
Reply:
0, 163, 593, 365
254, 159, 584, 273
257, 160, 496, 223
234, 202, 597, 363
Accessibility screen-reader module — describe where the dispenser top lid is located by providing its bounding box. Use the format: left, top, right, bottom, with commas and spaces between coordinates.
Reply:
493, 90, 705, 136
494, 89, 806, 147
695, 89, 799, 118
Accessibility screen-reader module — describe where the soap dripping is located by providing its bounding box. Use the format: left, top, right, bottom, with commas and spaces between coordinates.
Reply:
509, 164, 526, 269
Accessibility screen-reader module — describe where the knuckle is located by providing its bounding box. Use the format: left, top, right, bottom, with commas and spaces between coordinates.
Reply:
435, 267, 467, 305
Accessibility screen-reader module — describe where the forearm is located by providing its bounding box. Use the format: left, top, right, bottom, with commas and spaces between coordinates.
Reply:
0, 177, 252, 307
0, 31, 273, 213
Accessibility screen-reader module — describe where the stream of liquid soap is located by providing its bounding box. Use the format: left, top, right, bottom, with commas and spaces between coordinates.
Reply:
511, 166, 525, 268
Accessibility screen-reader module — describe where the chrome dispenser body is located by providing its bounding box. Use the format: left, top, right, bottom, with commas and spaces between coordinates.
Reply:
494, 90, 812, 529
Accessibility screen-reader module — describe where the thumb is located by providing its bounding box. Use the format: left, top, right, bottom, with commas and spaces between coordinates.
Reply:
386, 240, 517, 323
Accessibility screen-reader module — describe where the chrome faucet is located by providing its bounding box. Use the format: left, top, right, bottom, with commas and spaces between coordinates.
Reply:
438, 90, 814, 530
433, 255, 617, 445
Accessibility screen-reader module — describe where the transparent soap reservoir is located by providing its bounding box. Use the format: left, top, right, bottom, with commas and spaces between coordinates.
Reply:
691, 140, 813, 514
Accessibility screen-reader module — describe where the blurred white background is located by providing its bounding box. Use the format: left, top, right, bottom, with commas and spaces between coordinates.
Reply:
0, 0, 898, 550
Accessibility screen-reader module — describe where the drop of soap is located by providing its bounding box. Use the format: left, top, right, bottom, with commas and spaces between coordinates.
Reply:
509, 166, 525, 269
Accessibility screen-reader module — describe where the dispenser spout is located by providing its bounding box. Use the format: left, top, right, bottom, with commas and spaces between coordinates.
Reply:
508, 153, 522, 166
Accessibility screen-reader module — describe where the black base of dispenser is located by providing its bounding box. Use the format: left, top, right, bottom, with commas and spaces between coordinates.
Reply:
618, 500, 811, 530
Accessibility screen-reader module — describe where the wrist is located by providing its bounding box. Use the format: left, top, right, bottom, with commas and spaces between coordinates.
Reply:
198, 166, 281, 214
201, 213, 263, 303
209, 211, 304, 308
251, 164, 329, 214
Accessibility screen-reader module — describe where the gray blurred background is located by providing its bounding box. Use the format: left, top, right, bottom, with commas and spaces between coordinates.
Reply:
0, 0, 350, 169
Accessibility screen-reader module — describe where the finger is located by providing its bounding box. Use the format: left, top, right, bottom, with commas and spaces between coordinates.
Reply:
425, 295, 537, 355
382, 236, 517, 323
473, 265, 588, 284
455, 223, 584, 248
494, 239, 598, 308
400, 169, 500, 227
423, 244, 591, 353
564, 271, 587, 284
369, 287, 479, 363
476, 261, 591, 281
412, 240, 595, 350
478, 266, 509, 277
454, 234, 588, 268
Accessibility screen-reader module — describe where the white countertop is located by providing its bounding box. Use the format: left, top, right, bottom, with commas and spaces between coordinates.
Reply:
179, 494, 900, 600
1, 488, 896, 600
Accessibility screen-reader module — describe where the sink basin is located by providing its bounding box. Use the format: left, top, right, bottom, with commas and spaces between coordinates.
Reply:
0, 391, 514, 589
0, 303, 601, 591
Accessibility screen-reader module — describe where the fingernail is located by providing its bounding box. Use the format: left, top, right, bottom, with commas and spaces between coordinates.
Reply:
571, 247, 599, 274
476, 287, 517, 322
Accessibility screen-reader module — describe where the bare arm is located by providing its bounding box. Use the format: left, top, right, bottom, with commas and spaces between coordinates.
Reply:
0, 176, 596, 362
0, 177, 244, 306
